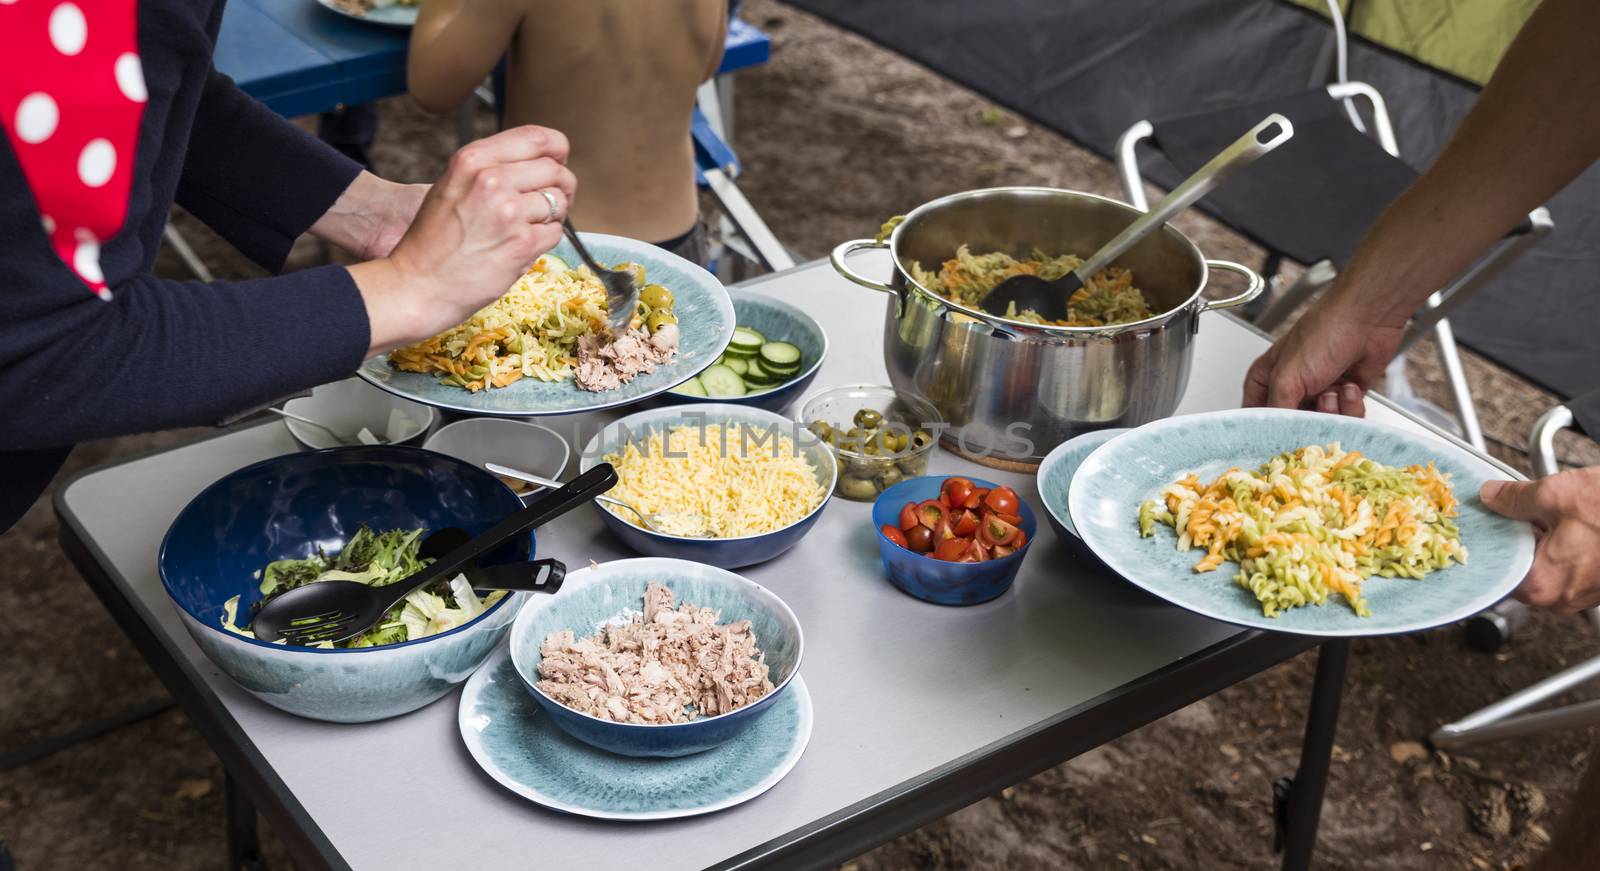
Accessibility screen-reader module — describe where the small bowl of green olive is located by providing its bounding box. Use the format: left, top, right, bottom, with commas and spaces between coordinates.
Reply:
798, 385, 942, 502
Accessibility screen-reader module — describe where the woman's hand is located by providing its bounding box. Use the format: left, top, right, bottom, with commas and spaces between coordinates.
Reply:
348, 126, 577, 353
310, 172, 429, 261
1241, 286, 1405, 417
1480, 468, 1600, 613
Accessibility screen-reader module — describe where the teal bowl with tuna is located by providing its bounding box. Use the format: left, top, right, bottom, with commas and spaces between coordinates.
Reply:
656, 289, 828, 413
158, 446, 532, 723
508, 558, 804, 757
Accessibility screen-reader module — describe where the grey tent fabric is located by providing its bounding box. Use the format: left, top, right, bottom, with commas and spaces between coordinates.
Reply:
784, 0, 1599, 403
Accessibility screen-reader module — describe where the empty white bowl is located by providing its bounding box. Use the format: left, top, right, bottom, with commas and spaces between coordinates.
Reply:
422, 418, 571, 496
281, 379, 435, 449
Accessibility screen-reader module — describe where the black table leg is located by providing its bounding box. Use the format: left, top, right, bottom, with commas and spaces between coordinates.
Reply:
227, 771, 268, 871
1276, 639, 1351, 871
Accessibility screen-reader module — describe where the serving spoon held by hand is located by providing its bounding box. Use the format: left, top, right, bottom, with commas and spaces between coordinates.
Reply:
979, 114, 1295, 322
249, 463, 619, 646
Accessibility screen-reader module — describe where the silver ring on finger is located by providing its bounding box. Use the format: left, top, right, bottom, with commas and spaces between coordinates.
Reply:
539, 189, 560, 224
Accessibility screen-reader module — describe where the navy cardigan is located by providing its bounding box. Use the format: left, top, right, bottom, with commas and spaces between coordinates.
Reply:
0, 0, 371, 530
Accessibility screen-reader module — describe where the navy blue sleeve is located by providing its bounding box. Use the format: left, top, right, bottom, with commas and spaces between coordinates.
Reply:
0, 264, 371, 451
175, 69, 364, 272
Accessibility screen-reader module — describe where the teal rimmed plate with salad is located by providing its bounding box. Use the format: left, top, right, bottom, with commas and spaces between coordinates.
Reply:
357, 233, 735, 417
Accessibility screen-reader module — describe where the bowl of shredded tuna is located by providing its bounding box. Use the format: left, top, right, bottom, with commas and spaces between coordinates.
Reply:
508, 557, 803, 758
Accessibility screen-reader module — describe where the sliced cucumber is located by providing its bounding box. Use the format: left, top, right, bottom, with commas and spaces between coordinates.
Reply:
699, 365, 748, 397
722, 356, 749, 376
729, 327, 765, 354
762, 358, 801, 377
744, 357, 769, 380
742, 376, 774, 392
722, 345, 758, 360
758, 341, 801, 368
539, 254, 570, 273
671, 376, 708, 397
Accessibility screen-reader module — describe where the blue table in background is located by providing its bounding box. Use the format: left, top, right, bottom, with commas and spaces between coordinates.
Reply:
214, 0, 771, 116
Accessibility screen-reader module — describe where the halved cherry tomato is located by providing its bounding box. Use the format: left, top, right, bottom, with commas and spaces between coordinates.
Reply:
882, 525, 909, 548
916, 500, 947, 529
1014, 529, 1028, 548
991, 544, 1016, 559
898, 502, 920, 532
952, 509, 979, 537
984, 486, 1020, 516
990, 511, 1024, 527
965, 537, 990, 562
979, 515, 1020, 547
933, 537, 969, 562
933, 518, 956, 542
962, 487, 987, 510
905, 524, 934, 553
940, 477, 974, 510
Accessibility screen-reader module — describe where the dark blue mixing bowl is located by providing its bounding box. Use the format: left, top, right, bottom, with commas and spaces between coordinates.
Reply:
159, 446, 533, 722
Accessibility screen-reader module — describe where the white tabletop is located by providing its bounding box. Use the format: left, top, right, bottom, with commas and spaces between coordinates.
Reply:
57, 256, 1452, 871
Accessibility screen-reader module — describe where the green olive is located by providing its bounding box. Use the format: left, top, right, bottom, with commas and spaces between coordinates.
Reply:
645, 310, 678, 333
853, 408, 885, 430
809, 420, 835, 441
616, 263, 647, 285
838, 476, 881, 500
899, 455, 929, 477
911, 430, 934, 450
878, 465, 904, 487
887, 431, 909, 453
640, 284, 675, 310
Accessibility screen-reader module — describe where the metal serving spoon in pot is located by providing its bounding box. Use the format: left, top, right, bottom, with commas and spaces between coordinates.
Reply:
485, 462, 712, 539
979, 113, 1294, 322
249, 463, 618, 646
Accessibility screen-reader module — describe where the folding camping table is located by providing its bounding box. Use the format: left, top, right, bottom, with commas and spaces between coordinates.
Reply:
55, 255, 1515, 871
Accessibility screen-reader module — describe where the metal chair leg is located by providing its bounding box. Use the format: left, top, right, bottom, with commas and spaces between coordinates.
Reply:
1254, 260, 1336, 332
162, 222, 214, 282
1427, 308, 1486, 452
701, 167, 794, 273
1432, 656, 1600, 750
1276, 639, 1350, 871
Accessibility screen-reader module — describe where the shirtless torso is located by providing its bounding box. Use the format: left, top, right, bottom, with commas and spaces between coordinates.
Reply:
409, 0, 727, 244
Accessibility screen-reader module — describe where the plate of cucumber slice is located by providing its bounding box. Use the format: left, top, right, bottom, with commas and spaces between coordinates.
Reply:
665, 290, 828, 413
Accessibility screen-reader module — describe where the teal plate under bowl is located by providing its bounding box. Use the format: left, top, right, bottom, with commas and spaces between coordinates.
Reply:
458, 647, 813, 820
357, 233, 736, 417
1068, 408, 1536, 637
1036, 428, 1130, 539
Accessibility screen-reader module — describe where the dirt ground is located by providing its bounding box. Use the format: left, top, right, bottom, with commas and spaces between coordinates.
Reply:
4, 1, 1599, 869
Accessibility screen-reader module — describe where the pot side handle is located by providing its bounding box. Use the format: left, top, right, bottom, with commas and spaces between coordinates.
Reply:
830, 238, 899, 296
1199, 259, 1266, 313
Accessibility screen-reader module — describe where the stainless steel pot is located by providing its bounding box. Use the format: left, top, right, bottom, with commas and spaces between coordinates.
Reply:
830, 187, 1264, 467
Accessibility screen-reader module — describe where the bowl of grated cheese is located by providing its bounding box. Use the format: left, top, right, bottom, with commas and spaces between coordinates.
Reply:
578, 404, 836, 569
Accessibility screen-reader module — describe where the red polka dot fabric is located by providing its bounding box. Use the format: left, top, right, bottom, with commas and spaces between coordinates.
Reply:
0, 0, 147, 300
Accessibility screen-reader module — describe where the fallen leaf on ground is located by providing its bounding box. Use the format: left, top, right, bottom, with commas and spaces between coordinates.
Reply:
1219, 743, 1241, 761
1390, 741, 1428, 764
1528, 823, 1551, 844
173, 779, 212, 801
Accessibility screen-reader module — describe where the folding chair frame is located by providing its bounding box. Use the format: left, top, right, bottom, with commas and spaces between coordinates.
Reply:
1114, 81, 1553, 455
1431, 405, 1600, 750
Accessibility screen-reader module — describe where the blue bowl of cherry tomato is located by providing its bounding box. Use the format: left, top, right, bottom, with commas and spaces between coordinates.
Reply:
870, 475, 1037, 606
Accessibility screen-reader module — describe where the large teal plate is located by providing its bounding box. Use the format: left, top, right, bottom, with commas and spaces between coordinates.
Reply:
358, 234, 735, 417
1068, 409, 1535, 637
458, 646, 812, 820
